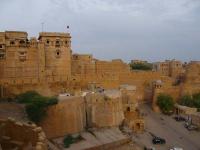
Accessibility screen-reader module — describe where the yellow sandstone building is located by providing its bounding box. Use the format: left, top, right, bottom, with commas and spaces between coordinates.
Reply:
0, 30, 200, 107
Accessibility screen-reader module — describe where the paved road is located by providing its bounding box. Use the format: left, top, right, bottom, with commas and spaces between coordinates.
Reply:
132, 103, 200, 150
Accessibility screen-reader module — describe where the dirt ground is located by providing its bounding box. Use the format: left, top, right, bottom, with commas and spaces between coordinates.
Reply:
108, 142, 142, 150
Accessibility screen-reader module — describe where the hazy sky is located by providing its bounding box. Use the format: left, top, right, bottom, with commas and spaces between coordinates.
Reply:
0, 0, 200, 62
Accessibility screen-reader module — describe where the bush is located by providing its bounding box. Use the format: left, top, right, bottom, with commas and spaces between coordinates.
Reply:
16, 91, 40, 104
17, 91, 58, 123
63, 135, 74, 148
179, 95, 193, 107
63, 135, 83, 148
130, 63, 152, 71
157, 94, 174, 114
179, 92, 200, 109
26, 100, 46, 123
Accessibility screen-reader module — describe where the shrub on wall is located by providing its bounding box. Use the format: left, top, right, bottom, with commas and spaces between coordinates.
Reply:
16, 91, 58, 123
16, 91, 41, 104
157, 94, 174, 114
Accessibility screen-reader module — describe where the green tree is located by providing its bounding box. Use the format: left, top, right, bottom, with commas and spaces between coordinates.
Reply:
179, 95, 193, 107
130, 63, 153, 71
17, 91, 58, 123
193, 93, 200, 109
179, 93, 200, 111
16, 91, 40, 104
157, 94, 174, 114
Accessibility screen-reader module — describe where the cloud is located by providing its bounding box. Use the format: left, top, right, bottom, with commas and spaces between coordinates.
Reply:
0, 0, 200, 62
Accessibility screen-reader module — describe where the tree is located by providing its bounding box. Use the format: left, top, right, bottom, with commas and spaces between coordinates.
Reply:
179, 93, 200, 111
130, 63, 153, 71
157, 94, 174, 114
179, 95, 193, 107
193, 93, 200, 109
17, 91, 58, 123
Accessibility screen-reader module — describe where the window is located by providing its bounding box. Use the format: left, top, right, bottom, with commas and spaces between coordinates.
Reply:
55, 49, 61, 58
46, 40, 50, 44
65, 41, 69, 47
56, 40, 60, 44
0, 45, 3, 49
10, 41, 15, 45
55, 40, 60, 47
0, 50, 5, 59
19, 40, 25, 44
18, 51, 27, 61
19, 51, 26, 55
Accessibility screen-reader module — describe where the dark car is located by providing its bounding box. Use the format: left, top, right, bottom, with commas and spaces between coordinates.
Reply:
174, 116, 186, 122
152, 137, 166, 144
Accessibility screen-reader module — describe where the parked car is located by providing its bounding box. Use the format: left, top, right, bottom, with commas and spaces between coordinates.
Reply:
144, 147, 155, 150
59, 93, 71, 97
184, 122, 198, 131
174, 116, 186, 122
152, 137, 166, 144
169, 147, 183, 150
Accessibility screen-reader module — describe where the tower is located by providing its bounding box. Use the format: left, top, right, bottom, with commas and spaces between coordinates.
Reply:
38, 32, 72, 82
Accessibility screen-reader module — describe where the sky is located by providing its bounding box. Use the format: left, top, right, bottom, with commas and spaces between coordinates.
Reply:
0, 0, 200, 62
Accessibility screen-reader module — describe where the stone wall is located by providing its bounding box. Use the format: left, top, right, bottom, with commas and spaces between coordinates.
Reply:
85, 91, 124, 128
0, 118, 47, 150
40, 96, 86, 139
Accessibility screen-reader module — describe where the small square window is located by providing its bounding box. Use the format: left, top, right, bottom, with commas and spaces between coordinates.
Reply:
0, 50, 5, 59
19, 40, 25, 44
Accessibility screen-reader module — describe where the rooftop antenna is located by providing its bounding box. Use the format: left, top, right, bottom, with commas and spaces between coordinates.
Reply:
41, 22, 44, 32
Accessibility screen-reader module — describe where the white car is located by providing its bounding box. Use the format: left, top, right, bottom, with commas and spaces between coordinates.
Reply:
59, 93, 71, 97
170, 147, 183, 150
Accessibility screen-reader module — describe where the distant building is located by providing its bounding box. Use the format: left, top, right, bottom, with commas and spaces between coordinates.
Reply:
153, 59, 184, 77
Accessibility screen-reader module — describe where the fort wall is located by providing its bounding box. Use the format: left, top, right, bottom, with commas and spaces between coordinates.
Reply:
0, 118, 47, 150
40, 96, 86, 139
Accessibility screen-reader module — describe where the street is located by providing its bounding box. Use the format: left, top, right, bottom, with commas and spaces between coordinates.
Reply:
132, 104, 200, 150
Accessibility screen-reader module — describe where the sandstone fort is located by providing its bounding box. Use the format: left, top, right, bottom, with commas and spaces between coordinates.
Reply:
0, 31, 200, 150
